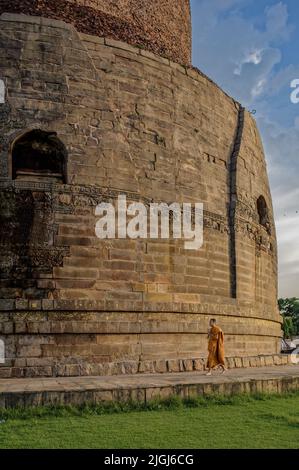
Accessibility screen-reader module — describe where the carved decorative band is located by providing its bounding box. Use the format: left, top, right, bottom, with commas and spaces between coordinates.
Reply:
0, 355, 291, 378
0, 182, 276, 252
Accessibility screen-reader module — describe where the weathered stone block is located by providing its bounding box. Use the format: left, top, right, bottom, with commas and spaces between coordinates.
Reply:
138, 361, 155, 374
154, 360, 168, 373
182, 359, 193, 372
193, 358, 205, 371
265, 356, 274, 366
242, 357, 250, 368
0, 300, 15, 310
167, 359, 180, 373
15, 300, 29, 310
235, 357, 243, 368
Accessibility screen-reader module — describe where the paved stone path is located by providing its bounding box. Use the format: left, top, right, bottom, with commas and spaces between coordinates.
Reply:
1, 365, 299, 407
0, 365, 299, 393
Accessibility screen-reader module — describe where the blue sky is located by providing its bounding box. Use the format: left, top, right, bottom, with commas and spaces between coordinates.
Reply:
191, 0, 299, 297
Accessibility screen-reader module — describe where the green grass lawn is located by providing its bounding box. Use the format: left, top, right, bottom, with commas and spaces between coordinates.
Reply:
0, 393, 299, 449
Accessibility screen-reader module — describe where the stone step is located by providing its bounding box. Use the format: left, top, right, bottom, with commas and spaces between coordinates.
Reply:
0, 365, 299, 408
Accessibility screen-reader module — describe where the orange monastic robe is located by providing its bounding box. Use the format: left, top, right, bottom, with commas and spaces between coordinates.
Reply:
206, 325, 225, 369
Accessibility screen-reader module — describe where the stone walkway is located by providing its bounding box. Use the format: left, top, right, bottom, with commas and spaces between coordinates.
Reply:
1, 365, 299, 407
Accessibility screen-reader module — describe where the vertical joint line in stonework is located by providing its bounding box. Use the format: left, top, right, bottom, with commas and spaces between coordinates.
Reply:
228, 104, 245, 299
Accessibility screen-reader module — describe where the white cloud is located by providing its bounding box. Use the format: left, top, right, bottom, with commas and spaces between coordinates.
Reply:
191, 1, 298, 297
258, 116, 299, 297
192, 1, 290, 106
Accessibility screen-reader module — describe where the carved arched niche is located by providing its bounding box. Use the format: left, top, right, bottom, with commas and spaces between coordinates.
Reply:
12, 130, 67, 183
257, 195, 271, 235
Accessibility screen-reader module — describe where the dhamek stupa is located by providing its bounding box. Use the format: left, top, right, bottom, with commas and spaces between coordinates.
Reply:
0, 0, 282, 378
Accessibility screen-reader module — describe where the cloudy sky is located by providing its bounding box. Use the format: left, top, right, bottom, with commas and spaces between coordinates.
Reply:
190, 0, 299, 298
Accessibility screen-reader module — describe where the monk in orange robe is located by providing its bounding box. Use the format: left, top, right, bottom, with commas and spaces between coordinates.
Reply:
206, 319, 226, 375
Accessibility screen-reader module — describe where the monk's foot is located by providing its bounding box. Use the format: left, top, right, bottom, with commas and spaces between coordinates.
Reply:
206, 371, 212, 376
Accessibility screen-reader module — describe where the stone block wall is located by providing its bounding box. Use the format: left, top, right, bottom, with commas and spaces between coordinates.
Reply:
0, 14, 282, 377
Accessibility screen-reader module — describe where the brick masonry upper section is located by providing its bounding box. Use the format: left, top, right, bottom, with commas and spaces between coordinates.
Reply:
0, 0, 192, 65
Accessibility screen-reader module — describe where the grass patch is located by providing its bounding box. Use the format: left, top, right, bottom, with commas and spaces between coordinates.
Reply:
0, 391, 299, 448
0, 390, 297, 420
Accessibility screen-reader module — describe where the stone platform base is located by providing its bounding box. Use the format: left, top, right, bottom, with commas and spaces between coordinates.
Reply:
0, 365, 299, 408
0, 354, 292, 379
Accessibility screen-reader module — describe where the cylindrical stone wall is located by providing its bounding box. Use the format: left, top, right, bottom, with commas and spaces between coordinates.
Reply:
0, 0, 192, 65
0, 13, 281, 378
